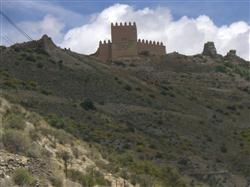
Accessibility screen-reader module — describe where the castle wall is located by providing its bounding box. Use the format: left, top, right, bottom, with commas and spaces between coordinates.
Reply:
96, 40, 111, 61
137, 39, 166, 56
94, 22, 166, 61
111, 22, 138, 59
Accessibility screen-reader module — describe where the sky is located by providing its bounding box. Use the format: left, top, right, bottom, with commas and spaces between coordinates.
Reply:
1, 0, 250, 60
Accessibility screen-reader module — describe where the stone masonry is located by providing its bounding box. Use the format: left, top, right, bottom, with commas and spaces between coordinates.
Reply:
94, 22, 166, 61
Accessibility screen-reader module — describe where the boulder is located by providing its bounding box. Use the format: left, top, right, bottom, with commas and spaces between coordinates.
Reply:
225, 50, 236, 58
202, 42, 217, 57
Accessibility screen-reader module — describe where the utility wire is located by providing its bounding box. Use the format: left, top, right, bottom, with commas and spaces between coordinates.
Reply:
0, 10, 33, 41
3, 34, 14, 45
2, 36, 12, 45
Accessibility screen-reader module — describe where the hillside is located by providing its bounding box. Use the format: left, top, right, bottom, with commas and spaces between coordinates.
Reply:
0, 97, 136, 187
0, 35, 250, 187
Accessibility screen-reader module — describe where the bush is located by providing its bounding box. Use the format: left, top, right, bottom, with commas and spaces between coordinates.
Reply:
4, 113, 26, 130
40, 89, 52, 95
27, 142, 41, 158
220, 144, 227, 153
49, 176, 63, 187
13, 168, 36, 186
67, 168, 110, 186
34, 47, 49, 56
215, 65, 227, 73
25, 80, 38, 90
68, 169, 93, 186
235, 66, 250, 80
36, 62, 44, 69
26, 55, 36, 62
53, 129, 73, 144
3, 129, 31, 154
124, 84, 132, 91
80, 98, 96, 111
4, 79, 23, 89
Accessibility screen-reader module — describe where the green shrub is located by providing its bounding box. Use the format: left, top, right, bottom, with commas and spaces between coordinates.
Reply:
45, 114, 65, 129
68, 169, 91, 185
53, 129, 73, 144
40, 89, 52, 95
4, 79, 24, 89
26, 80, 38, 89
3, 129, 31, 154
26, 55, 36, 62
235, 66, 250, 80
80, 98, 96, 111
91, 169, 110, 186
224, 61, 234, 68
135, 87, 142, 92
67, 168, 110, 186
36, 62, 44, 69
113, 60, 126, 67
4, 113, 26, 130
49, 176, 63, 187
215, 65, 227, 73
34, 47, 49, 56
13, 168, 36, 186
220, 144, 227, 153
160, 91, 167, 96
124, 84, 132, 91
45, 114, 79, 136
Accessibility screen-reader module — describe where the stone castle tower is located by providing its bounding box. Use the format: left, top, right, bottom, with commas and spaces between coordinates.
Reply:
94, 22, 166, 61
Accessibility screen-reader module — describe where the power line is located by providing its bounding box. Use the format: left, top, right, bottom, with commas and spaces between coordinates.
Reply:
3, 34, 14, 45
0, 10, 33, 41
2, 36, 12, 45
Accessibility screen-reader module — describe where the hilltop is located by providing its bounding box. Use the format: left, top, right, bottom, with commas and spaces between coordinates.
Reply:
0, 35, 249, 187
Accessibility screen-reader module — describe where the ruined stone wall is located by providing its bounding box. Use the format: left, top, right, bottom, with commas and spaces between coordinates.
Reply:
96, 40, 112, 61
111, 22, 138, 59
137, 39, 166, 56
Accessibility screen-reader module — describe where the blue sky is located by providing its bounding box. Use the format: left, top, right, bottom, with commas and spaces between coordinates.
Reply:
1, 0, 249, 59
2, 0, 249, 29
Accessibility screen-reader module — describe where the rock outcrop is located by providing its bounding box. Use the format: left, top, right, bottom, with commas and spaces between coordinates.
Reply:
226, 49, 236, 57
202, 42, 217, 57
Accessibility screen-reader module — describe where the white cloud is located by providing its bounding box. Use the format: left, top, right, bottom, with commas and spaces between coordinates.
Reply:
60, 4, 250, 60
4, 1, 85, 28
3, 15, 65, 45
20, 15, 65, 42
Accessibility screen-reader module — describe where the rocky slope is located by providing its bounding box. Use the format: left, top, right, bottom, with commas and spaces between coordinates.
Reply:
0, 35, 249, 186
0, 96, 136, 187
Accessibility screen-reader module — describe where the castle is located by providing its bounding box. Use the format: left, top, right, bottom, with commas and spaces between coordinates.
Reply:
94, 22, 166, 61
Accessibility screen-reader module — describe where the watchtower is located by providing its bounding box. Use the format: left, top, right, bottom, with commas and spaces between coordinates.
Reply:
111, 22, 138, 59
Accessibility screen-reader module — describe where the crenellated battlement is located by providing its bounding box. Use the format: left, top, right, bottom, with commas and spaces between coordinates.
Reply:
138, 39, 163, 46
94, 22, 166, 61
99, 40, 111, 45
111, 22, 136, 27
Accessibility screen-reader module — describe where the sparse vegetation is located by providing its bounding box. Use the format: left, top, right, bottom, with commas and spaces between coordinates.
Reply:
215, 65, 227, 73
4, 113, 26, 130
49, 176, 63, 187
58, 151, 72, 178
67, 168, 111, 187
0, 36, 249, 186
3, 129, 31, 155
13, 168, 36, 186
